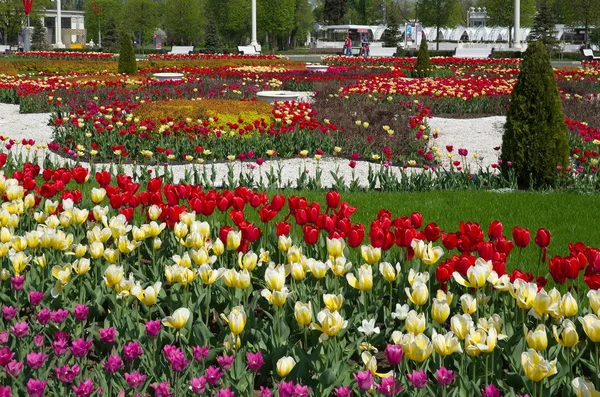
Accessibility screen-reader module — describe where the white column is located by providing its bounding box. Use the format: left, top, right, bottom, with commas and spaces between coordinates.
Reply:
250, 0, 259, 49
55, 0, 65, 48
513, 0, 521, 50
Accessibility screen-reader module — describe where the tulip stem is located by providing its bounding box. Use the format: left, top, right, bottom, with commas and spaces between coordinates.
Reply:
389, 282, 393, 313
596, 343, 599, 390
362, 291, 368, 319
205, 285, 211, 327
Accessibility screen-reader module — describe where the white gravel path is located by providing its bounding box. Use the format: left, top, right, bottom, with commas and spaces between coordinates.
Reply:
0, 103, 506, 187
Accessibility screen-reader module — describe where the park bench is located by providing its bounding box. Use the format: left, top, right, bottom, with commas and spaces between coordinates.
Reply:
238, 45, 261, 55
0, 45, 11, 54
70, 43, 84, 49
582, 48, 600, 60
169, 46, 194, 55
454, 47, 494, 59
369, 47, 397, 57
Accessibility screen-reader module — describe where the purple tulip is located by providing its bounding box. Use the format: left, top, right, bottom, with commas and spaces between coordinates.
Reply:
205, 365, 223, 385
0, 347, 15, 366
55, 363, 80, 383
259, 386, 272, 397
162, 345, 189, 372
376, 377, 404, 397
52, 332, 70, 356
11, 276, 24, 291
354, 370, 374, 391
189, 376, 207, 394
26, 351, 48, 370
124, 371, 147, 389
5, 360, 23, 377
217, 354, 235, 371
294, 384, 310, 397
216, 388, 235, 397
481, 384, 503, 397
334, 386, 352, 397
407, 370, 428, 388
50, 309, 69, 324
10, 322, 29, 338
0, 386, 11, 397
150, 382, 173, 397
123, 341, 144, 361
73, 304, 89, 321
36, 308, 51, 325
70, 338, 92, 358
246, 351, 264, 372
278, 381, 296, 397
33, 334, 44, 347
436, 367, 456, 386
145, 320, 161, 337
102, 355, 124, 374
385, 344, 403, 366
26, 379, 47, 397
29, 291, 44, 306
2, 306, 17, 320
72, 379, 94, 397
98, 327, 116, 343
0, 331, 8, 344
191, 346, 209, 361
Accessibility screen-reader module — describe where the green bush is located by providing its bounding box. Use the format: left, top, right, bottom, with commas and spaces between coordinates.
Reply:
500, 41, 569, 189
415, 36, 431, 78
118, 31, 137, 74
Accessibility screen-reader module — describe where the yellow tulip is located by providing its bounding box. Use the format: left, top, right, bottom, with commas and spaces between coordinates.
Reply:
72, 208, 89, 224
197, 264, 224, 285
405, 281, 428, 306
431, 298, 450, 324
11, 236, 27, 252
379, 262, 401, 282
405, 310, 426, 334
560, 292, 578, 317
460, 293, 477, 315
323, 294, 344, 312
132, 227, 146, 242
306, 258, 328, 279
276, 356, 296, 377
162, 307, 190, 330
34, 254, 47, 269
226, 230, 241, 250
6, 185, 24, 201
452, 259, 492, 289
431, 329, 463, 356
287, 245, 302, 264
71, 244, 87, 257
422, 242, 444, 265
529, 290, 559, 319
261, 288, 290, 307
104, 264, 124, 288
361, 351, 393, 378
11, 251, 31, 275
310, 309, 348, 341
405, 333, 433, 362
294, 301, 313, 326
510, 279, 538, 309
588, 290, 600, 315
411, 239, 426, 259
212, 238, 224, 256
326, 237, 345, 259
278, 235, 292, 252
579, 314, 600, 342
141, 221, 166, 238
553, 319, 579, 348
346, 264, 373, 291
221, 305, 247, 334
464, 328, 486, 357
179, 212, 195, 226
89, 241, 104, 259
0, 269, 9, 281
103, 248, 119, 264
172, 253, 192, 268
572, 377, 600, 397
521, 348, 557, 382
223, 269, 251, 289
91, 188, 106, 204
361, 245, 381, 265
72, 258, 91, 276
524, 325, 548, 351
407, 269, 429, 286
330, 257, 352, 277
238, 251, 258, 271
265, 264, 286, 291
153, 238, 162, 250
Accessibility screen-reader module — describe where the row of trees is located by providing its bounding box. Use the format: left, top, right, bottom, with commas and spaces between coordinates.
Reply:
83, 0, 314, 51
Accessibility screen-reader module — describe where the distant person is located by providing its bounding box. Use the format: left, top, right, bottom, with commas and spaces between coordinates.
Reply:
345, 34, 352, 56
361, 34, 370, 56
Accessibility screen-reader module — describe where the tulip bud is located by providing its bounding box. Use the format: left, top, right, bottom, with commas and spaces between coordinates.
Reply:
294, 302, 312, 326
91, 188, 106, 204
323, 294, 344, 312
212, 238, 224, 256
560, 292, 578, 317
226, 230, 241, 251
162, 307, 190, 330
460, 294, 477, 315
405, 310, 426, 335
432, 299, 450, 324
276, 356, 296, 378
525, 325, 548, 351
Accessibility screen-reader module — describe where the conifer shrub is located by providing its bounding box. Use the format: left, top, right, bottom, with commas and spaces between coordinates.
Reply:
415, 36, 431, 78
118, 30, 137, 75
500, 41, 569, 188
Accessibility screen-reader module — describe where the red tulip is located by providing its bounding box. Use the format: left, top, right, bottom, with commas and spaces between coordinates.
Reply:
534, 228, 551, 248
512, 227, 530, 248
410, 212, 423, 228
95, 171, 111, 187
477, 242, 495, 261
453, 253, 476, 276
326, 191, 340, 209
487, 220, 503, 240
303, 225, 319, 245
72, 166, 88, 184
436, 259, 455, 283
395, 227, 417, 248
441, 233, 460, 250
242, 224, 261, 242
423, 223, 441, 242
549, 256, 566, 284
258, 206, 278, 223
495, 237, 514, 255
275, 221, 290, 236
271, 195, 285, 211
348, 224, 365, 248
219, 226, 233, 244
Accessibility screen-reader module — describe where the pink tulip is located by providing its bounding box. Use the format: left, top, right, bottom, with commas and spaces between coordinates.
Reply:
436, 367, 456, 386
150, 382, 173, 397
102, 355, 124, 374
217, 354, 234, 371
5, 360, 23, 377
407, 370, 427, 388
50, 309, 69, 324
246, 351, 264, 372
11, 276, 24, 290
124, 371, 147, 389
191, 346, 209, 361
2, 306, 17, 320
73, 304, 89, 321
353, 370, 374, 391
70, 338, 92, 358
0, 347, 15, 366
72, 379, 94, 397
99, 327, 116, 343
55, 363, 80, 383
189, 376, 207, 394
26, 351, 48, 370
205, 365, 223, 385
123, 341, 144, 361
10, 322, 29, 338
26, 379, 47, 397
145, 320, 161, 337
0, 386, 11, 397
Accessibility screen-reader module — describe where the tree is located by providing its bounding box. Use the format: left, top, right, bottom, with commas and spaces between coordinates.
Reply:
30, 17, 49, 50
562, 0, 600, 48
204, 19, 221, 53
415, 35, 431, 77
101, 16, 119, 52
84, 0, 122, 48
118, 30, 137, 74
530, 0, 559, 56
258, 0, 295, 50
291, 0, 314, 48
500, 41, 569, 189
382, 10, 400, 48
417, 0, 457, 50
124, 0, 159, 48
0, 0, 49, 45
163, 0, 204, 45
324, 0, 347, 24
480, 0, 535, 45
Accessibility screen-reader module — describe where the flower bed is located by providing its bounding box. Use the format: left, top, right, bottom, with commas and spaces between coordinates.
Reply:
15, 51, 117, 60
0, 164, 599, 396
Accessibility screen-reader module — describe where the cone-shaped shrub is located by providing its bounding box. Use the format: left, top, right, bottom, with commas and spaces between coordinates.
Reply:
415, 36, 431, 78
500, 41, 569, 188
118, 31, 137, 75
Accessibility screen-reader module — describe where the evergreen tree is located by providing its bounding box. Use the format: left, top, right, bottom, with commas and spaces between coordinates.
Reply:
324, 0, 347, 24
500, 41, 569, 189
102, 17, 119, 52
382, 12, 400, 48
415, 35, 431, 77
30, 17, 49, 51
530, 0, 559, 56
204, 19, 221, 53
118, 30, 137, 74
417, 0, 457, 50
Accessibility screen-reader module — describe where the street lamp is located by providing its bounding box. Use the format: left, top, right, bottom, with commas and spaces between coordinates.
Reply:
513, 0, 521, 50
250, 0, 260, 51
22, 0, 33, 51
50, 0, 65, 48
91, 0, 101, 47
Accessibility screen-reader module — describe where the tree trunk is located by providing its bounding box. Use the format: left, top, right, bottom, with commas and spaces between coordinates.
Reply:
290, 28, 298, 49
436, 25, 440, 50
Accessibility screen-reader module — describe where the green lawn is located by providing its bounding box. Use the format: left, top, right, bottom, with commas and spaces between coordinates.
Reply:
292, 190, 599, 279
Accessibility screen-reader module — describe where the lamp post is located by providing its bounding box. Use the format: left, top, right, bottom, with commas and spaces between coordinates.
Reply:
22, 0, 33, 51
54, 0, 65, 48
513, 0, 521, 50
250, 0, 259, 50
91, 1, 101, 47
